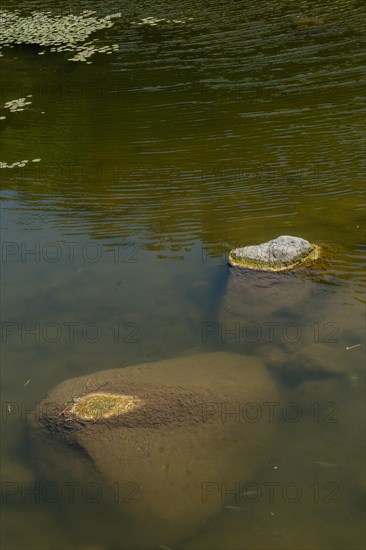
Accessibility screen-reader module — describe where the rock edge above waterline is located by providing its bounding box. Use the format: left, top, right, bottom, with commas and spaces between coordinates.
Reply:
229, 235, 320, 271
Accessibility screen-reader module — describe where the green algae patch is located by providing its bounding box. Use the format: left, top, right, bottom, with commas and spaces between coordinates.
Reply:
0, 10, 121, 62
71, 392, 142, 420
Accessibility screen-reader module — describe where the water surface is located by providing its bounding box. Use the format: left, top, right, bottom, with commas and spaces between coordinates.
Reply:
1, 1, 365, 548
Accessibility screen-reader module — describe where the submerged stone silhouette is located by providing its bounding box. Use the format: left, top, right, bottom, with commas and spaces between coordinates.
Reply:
30, 352, 278, 549
219, 266, 315, 329
221, 237, 334, 340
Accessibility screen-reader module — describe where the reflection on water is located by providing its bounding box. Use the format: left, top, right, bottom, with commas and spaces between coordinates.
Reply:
1, 0, 365, 548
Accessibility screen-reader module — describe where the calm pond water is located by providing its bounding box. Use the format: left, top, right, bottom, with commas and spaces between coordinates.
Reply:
1, 0, 365, 549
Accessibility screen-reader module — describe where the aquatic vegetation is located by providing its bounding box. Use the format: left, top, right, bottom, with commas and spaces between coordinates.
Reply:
0, 158, 41, 169
70, 392, 143, 420
0, 95, 33, 122
131, 16, 193, 27
1, 96, 42, 168
3, 95, 32, 113
0, 10, 121, 62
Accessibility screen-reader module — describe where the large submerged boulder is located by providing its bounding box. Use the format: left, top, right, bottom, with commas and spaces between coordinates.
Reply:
29, 352, 278, 549
229, 235, 319, 272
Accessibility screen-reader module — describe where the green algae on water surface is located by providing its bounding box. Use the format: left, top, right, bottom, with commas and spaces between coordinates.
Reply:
0, 10, 121, 61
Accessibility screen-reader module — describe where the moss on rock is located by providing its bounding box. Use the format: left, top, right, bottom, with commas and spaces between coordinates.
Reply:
229, 244, 321, 271
70, 392, 143, 420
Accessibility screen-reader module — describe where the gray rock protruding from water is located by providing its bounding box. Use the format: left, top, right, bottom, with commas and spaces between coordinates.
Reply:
229, 235, 315, 271
29, 352, 278, 549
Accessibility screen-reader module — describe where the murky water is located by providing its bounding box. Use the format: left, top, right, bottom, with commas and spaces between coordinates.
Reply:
1, 1, 365, 548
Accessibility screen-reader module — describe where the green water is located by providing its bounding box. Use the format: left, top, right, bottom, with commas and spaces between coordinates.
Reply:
1, 0, 365, 548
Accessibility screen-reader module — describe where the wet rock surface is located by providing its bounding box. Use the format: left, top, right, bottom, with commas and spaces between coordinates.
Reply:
229, 235, 317, 271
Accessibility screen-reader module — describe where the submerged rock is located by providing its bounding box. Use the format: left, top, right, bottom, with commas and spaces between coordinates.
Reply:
29, 352, 278, 549
220, 237, 335, 342
219, 266, 314, 330
229, 235, 319, 272
279, 343, 350, 381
